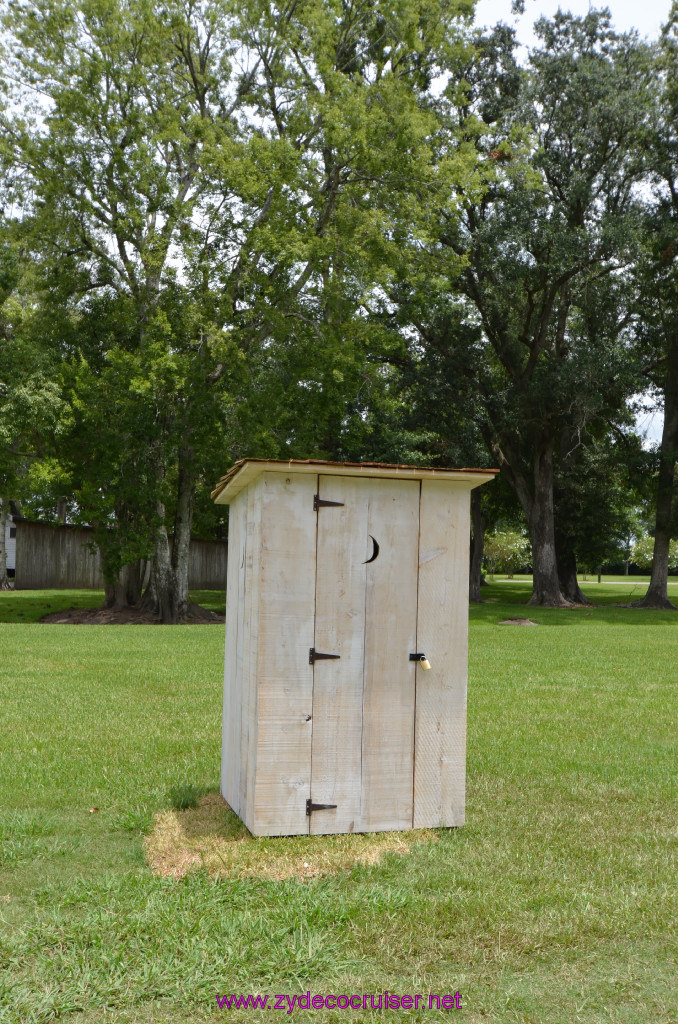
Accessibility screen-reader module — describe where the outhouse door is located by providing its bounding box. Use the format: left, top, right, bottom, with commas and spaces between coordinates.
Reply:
309, 475, 421, 834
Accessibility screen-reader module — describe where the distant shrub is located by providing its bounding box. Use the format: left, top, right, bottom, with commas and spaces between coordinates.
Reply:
631, 535, 678, 571
484, 530, 531, 579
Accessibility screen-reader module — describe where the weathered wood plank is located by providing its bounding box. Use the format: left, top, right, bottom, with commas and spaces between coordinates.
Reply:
413, 481, 471, 828
361, 478, 420, 831
241, 477, 263, 832
221, 490, 246, 815
251, 472, 317, 835
310, 476, 369, 835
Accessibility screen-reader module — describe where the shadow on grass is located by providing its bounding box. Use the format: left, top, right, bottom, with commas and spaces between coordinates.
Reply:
1, 585, 675, 630
0, 588, 105, 623
473, 582, 678, 626
0, 589, 225, 623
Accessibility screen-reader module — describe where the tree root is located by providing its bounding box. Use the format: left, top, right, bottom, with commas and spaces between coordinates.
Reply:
631, 596, 677, 610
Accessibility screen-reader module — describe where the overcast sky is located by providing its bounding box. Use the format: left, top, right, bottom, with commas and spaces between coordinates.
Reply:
473, 0, 672, 45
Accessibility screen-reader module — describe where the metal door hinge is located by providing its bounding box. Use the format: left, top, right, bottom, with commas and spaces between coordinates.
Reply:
309, 648, 340, 664
313, 494, 344, 511
306, 799, 338, 815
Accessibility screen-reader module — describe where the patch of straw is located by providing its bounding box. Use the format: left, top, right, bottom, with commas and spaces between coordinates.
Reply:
144, 793, 437, 881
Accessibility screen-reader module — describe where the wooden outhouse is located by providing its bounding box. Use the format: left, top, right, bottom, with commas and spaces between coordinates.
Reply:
212, 459, 495, 837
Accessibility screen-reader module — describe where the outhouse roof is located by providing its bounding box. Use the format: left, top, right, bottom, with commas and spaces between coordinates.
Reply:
212, 458, 498, 504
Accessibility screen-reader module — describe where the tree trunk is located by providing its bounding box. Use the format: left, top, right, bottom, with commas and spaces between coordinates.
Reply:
526, 446, 571, 607
126, 558, 147, 605
469, 488, 485, 602
555, 539, 592, 605
171, 445, 195, 621
490, 436, 569, 607
635, 529, 676, 609
103, 560, 146, 609
141, 497, 178, 623
96, 498, 148, 611
0, 499, 10, 590
633, 354, 678, 610
140, 445, 195, 624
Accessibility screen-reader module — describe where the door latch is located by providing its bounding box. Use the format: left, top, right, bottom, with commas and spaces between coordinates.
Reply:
410, 652, 431, 670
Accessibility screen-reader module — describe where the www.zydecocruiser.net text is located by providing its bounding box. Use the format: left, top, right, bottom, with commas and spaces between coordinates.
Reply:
216, 991, 463, 1012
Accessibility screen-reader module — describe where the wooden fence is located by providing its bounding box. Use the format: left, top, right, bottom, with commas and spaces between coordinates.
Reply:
184, 538, 229, 590
14, 520, 228, 590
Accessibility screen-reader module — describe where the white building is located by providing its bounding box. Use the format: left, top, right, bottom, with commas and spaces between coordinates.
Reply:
4, 504, 19, 574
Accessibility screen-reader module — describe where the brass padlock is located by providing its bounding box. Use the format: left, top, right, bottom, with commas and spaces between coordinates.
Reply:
420, 657, 431, 671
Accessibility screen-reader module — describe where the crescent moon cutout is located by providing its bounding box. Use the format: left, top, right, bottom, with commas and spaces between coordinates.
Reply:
363, 535, 380, 564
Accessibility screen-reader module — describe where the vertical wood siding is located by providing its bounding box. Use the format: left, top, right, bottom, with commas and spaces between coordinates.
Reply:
413, 481, 470, 828
222, 491, 246, 814
252, 472, 317, 835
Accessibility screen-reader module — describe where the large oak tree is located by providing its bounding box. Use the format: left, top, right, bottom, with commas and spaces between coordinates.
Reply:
1, 0, 476, 620
425, 11, 651, 605
631, 3, 678, 609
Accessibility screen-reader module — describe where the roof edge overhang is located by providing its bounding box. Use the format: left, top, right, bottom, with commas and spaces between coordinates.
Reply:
212, 458, 498, 505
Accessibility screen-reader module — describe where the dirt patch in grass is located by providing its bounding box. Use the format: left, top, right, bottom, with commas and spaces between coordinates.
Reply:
144, 793, 437, 881
40, 605, 224, 625
498, 617, 539, 625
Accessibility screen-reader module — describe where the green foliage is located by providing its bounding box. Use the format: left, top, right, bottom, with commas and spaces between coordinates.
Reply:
390, 9, 654, 603
1, 0, 675, 615
0, 0, 478, 604
624, 4, 678, 594
0, 237, 66, 504
554, 431, 650, 572
631, 534, 678, 571
484, 528, 531, 577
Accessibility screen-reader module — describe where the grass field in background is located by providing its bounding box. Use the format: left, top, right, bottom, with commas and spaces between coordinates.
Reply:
0, 588, 226, 623
0, 586, 676, 1023
491, 573, 678, 586
489, 576, 678, 608
0, 588, 105, 622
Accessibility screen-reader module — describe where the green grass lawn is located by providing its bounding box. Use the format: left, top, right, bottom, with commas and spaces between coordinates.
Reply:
488, 576, 678, 607
491, 572, 678, 587
0, 586, 676, 1023
0, 588, 226, 622
0, 588, 106, 622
